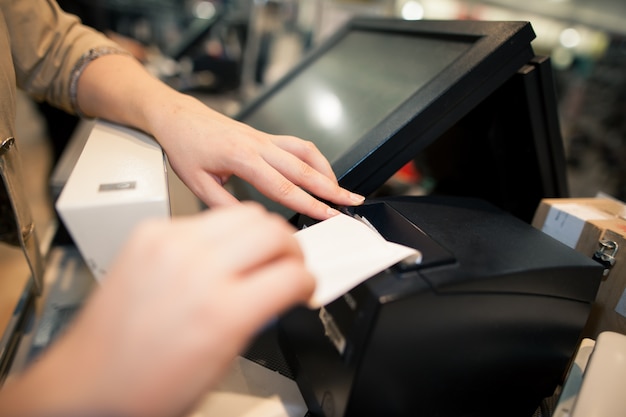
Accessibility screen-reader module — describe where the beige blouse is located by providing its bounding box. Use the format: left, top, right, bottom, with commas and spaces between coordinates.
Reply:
0, 0, 127, 140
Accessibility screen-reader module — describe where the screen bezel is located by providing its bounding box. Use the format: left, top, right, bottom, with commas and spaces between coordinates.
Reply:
236, 18, 536, 198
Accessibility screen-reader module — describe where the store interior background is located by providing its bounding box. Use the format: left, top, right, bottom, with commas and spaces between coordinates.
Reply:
2, 0, 626, 378
47, 0, 626, 201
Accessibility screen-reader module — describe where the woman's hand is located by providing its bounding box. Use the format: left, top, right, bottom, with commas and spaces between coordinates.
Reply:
148, 94, 364, 220
76, 55, 364, 220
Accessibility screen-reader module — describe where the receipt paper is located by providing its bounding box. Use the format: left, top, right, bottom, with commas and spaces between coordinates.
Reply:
295, 213, 419, 308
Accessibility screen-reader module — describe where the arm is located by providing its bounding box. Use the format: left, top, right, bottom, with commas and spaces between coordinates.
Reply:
74, 54, 364, 219
5, 0, 363, 219
5, 0, 124, 113
0, 204, 315, 417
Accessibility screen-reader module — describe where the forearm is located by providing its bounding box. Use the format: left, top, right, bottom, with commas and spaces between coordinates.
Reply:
75, 54, 176, 134
0, 313, 117, 416
0, 293, 200, 417
74, 54, 241, 146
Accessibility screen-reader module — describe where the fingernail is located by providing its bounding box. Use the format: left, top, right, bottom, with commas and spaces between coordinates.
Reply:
327, 207, 341, 217
350, 193, 365, 204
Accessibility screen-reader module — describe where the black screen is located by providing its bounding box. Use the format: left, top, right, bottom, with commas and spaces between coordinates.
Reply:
242, 30, 471, 164
232, 19, 541, 219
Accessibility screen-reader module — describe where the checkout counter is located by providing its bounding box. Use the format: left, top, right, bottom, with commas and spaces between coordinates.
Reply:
1, 18, 610, 416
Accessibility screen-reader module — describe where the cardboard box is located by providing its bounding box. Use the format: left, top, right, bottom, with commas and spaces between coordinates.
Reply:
532, 198, 626, 338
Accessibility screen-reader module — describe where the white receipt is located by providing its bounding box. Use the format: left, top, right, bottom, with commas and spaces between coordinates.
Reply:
295, 213, 419, 308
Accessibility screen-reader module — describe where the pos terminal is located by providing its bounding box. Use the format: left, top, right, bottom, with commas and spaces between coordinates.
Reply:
233, 18, 604, 416
280, 196, 602, 416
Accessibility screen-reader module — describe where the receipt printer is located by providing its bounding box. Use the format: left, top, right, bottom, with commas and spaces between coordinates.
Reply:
279, 196, 603, 417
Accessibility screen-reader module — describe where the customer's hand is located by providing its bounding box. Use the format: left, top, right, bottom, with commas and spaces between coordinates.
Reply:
0, 204, 314, 417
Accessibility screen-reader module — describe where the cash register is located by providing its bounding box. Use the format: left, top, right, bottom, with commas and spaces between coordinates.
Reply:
232, 18, 604, 416
280, 195, 601, 417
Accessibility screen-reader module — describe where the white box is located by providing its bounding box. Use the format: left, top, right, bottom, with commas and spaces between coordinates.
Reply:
56, 121, 170, 280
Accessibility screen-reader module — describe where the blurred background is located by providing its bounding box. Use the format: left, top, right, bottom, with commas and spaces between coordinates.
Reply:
35, 0, 624, 201
18, 0, 624, 205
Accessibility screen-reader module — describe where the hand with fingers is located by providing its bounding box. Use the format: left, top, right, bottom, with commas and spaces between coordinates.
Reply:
0, 203, 314, 417
151, 94, 365, 220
